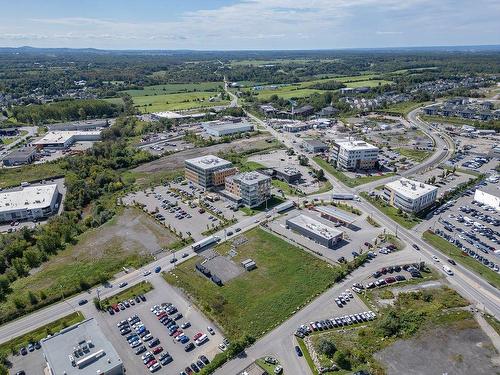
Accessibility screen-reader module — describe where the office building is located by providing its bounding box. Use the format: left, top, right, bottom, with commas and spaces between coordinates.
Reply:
383, 178, 438, 213
303, 139, 328, 153
224, 171, 271, 208
283, 122, 311, 133
2, 147, 37, 166
286, 214, 343, 248
274, 167, 302, 183
34, 131, 101, 149
185, 155, 237, 190
331, 140, 379, 170
203, 120, 254, 137
0, 184, 60, 223
41, 318, 123, 375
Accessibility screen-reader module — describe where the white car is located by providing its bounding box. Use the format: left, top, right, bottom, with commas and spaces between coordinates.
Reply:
207, 326, 215, 335
149, 362, 161, 372
432, 255, 440, 262
218, 343, 227, 351
143, 270, 151, 276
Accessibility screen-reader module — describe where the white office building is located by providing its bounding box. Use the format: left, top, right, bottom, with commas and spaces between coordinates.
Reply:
286, 214, 343, 248
0, 184, 60, 223
224, 171, 271, 208
331, 140, 379, 170
383, 178, 438, 213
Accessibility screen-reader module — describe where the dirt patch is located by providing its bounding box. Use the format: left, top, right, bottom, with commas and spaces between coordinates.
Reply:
375, 323, 499, 375
133, 135, 274, 173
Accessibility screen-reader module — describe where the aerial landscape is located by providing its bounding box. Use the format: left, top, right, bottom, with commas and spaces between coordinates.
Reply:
0, 1, 499, 375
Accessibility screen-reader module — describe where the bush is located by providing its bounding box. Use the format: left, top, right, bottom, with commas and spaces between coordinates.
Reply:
333, 350, 351, 370
318, 338, 336, 357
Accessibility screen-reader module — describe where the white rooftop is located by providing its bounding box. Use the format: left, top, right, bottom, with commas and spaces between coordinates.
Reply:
185, 155, 233, 170
288, 214, 343, 240
385, 178, 437, 199
0, 184, 58, 213
231, 171, 270, 185
34, 130, 101, 145
337, 140, 378, 151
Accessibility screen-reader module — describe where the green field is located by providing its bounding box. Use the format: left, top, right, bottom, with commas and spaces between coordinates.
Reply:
164, 228, 341, 340
122, 82, 223, 97
247, 86, 322, 100
102, 281, 153, 307
313, 157, 393, 188
0, 161, 65, 189
380, 101, 430, 116
0, 312, 84, 357
396, 148, 432, 162
421, 115, 500, 130
422, 231, 500, 289
360, 192, 421, 229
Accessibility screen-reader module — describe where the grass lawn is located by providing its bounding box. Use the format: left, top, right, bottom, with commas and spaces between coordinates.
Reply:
396, 148, 432, 162
0, 312, 84, 357
122, 82, 223, 97
163, 228, 341, 341
422, 231, 500, 289
239, 196, 285, 216
256, 358, 283, 374
239, 160, 266, 172
313, 157, 393, 188
379, 101, 429, 116
360, 193, 421, 229
102, 281, 153, 307
0, 161, 65, 189
272, 179, 305, 197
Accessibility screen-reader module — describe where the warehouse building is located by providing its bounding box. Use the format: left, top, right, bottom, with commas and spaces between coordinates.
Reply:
0, 184, 60, 223
286, 214, 343, 248
2, 147, 37, 166
46, 119, 110, 131
41, 318, 123, 375
34, 130, 101, 149
203, 120, 254, 137
303, 139, 328, 153
331, 140, 379, 170
314, 205, 357, 227
274, 167, 302, 183
383, 178, 438, 213
474, 187, 500, 211
224, 171, 271, 208
185, 155, 237, 190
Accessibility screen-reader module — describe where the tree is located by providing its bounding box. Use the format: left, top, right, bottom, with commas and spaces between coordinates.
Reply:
28, 291, 38, 305
317, 339, 336, 357
333, 350, 351, 370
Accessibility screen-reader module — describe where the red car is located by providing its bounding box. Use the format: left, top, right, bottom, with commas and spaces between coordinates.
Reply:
193, 332, 203, 340
385, 277, 396, 284
157, 312, 167, 319
112, 304, 120, 312
172, 330, 183, 338
146, 359, 157, 368
152, 346, 163, 355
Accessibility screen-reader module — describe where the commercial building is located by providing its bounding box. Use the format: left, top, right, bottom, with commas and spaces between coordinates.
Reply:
274, 167, 302, 183
286, 214, 343, 248
203, 120, 254, 137
331, 140, 379, 170
224, 171, 271, 208
0, 184, 60, 223
283, 122, 312, 133
2, 146, 37, 166
46, 119, 110, 132
383, 178, 438, 213
41, 318, 123, 375
314, 205, 357, 227
303, 139, 328, 153
185, 155, 237, 190
34, 131, 101, 149
293, 105, 315, 117
474, 187, 500, 211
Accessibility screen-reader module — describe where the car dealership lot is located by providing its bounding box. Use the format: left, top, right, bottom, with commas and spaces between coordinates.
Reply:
94, 276, 223, 374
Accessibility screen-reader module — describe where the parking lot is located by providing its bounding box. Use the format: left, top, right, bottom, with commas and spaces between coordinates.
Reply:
94, 276, 225, 374
426, 178, 500, 272
267, 208, 384, 263
123, 180, 248, 242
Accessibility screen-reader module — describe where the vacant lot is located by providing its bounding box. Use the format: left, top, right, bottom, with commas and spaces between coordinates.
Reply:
0, 161, 64, 189
133, 135, 278, 173
395, 148, 431, 162
164, 228, 341, 341
122, 82, 223, 97
0, 208, 172, 323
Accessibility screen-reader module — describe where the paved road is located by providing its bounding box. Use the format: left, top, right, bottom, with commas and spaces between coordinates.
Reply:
0, 126, 38, 160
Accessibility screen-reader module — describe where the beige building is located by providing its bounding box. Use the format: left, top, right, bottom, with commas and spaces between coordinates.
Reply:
224, 171, 271, 208
185, 155, 237, 190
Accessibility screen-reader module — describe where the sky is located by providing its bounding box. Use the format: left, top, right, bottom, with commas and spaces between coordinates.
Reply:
0, 0, 499, 50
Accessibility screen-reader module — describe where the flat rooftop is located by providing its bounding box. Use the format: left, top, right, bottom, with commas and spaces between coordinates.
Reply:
275, 166, 301, 176
287, 214, 343, 240
303, 139, 327, 148
230, 171, 270, 185
4, 146, 36, 159
41, 318, 122, 375
34, 130, 101, 145
337, 140, 378, 151
385, 178, 437, 199
203, 120, 253, 131
46, 119, 109, 129
0, 184, 58, 213
315, 205, 357, 224
185, 155, 233, 170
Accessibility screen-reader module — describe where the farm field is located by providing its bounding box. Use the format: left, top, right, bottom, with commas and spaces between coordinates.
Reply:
164, 228, 341, 341
129, 91, 230, 113
122, 82, 223, 97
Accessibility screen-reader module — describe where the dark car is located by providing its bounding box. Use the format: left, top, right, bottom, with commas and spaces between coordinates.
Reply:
155, 266, 162, 273
20, 347, 27, 356
199, 355, 210, 365
139, 294, 146, 302
191, 363, 200, 373
78, 299, 88, 306
412, 244, 420, 250
185, 342, 195, 352
295, 345, 303, 356
447, 259, 456, 265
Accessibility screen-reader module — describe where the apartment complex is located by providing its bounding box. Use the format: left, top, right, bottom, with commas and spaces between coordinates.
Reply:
331, 140, 379, 170
225, 171, 271, 208
185, 155, 237, 190
383, 178, 438, 213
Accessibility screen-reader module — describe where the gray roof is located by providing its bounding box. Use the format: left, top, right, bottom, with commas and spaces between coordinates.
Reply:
303, 139, 327, 148
4, 146, 36, 159
315, 205, 357, 224
41, 318, 122, 375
